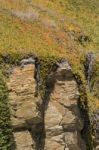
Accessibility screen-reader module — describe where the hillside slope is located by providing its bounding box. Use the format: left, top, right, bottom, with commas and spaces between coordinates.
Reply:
0, 0, 99, 55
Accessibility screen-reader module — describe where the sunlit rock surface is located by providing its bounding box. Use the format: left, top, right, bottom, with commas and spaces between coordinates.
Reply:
7, 61, 86, 150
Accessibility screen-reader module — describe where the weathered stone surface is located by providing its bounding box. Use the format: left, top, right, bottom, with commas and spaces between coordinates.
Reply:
44, 134, 65, 150
14, 131, 34, 150
7, 61, 86, 150
45, 132, 85, 150
7, 64, 42, 129
44, 61, 86, 150
7, 64, 41, 149
64, 132, 86, 150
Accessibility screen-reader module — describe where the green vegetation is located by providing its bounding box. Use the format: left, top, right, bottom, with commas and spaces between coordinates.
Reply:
56, 0, 99, 51
75, 74, 94, 150
91, 57, 99, 98
39, 56, 58, 97
0, 71, 13, 150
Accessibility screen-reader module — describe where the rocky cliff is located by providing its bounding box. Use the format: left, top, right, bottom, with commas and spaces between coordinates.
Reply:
0, 54, 98, 150
2, 57, 89, 150
0, 52, 96, 150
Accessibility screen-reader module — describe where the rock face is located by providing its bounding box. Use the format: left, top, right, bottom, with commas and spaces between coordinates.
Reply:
7, 64, 42, 150
7, 60, 86, 150
43, 61, 86, 150
14, 131, 34, 150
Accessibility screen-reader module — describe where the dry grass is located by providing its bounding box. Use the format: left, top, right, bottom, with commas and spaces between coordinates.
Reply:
0, 0, 82, 62
0, 0, 98, 82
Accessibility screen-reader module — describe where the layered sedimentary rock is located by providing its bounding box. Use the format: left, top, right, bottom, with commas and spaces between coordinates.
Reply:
7, 59, 86, 150
7, 63, 42, 150
43, 61, 86, 150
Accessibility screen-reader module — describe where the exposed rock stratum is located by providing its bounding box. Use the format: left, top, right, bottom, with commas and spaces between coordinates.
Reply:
7, 60, 86, 150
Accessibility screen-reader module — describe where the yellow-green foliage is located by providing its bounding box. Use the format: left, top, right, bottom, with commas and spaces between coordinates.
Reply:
39, 56, 58, 97
0, 71, 13, 150
91, 57, 99, 99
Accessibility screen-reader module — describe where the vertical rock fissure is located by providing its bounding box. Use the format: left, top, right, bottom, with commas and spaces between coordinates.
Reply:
75, 68, 94, 150
74, 74, 94, 150
85, 52, 99, 149
39, 75, 56, 150
85, 52, 94, 91
34, 58, 41, 97
33, 58, 44, 150
23, 57, 44, 150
